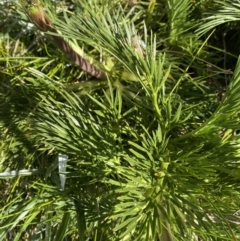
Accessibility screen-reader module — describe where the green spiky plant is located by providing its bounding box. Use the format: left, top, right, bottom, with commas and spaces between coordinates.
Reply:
1, 0, 240, 240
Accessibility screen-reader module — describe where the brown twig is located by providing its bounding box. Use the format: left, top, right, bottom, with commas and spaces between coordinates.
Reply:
22, 0, 107, 79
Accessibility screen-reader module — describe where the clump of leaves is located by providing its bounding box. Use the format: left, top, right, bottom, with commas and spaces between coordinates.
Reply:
1, 0, 240, 240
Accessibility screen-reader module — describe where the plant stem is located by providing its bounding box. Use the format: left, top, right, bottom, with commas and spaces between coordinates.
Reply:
21, 0, 107, 79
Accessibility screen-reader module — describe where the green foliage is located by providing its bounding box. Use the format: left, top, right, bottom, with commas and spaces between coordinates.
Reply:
1, 0, 240, 240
